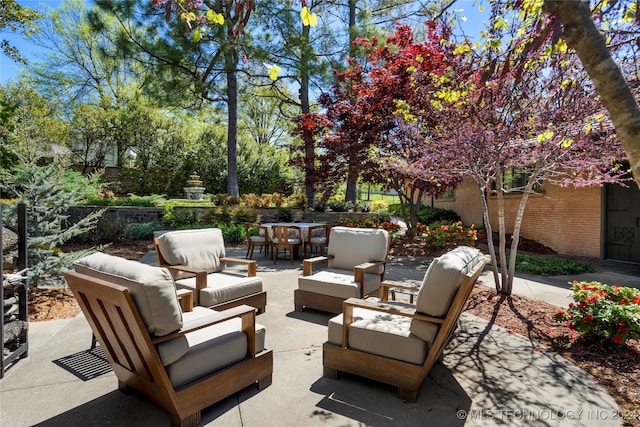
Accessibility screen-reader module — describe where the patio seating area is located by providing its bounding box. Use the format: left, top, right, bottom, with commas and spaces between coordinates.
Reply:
0, 245, 623, 427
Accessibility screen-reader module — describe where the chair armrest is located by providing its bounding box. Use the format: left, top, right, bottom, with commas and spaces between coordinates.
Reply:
353, 260, 386, 298
341, 297, 443, 349
166, 266, 207, 304
152, 305, 258, 356
221, 257, 257, 277
302, 256, 331, 276
381, 280, 420, 302
166, 265, 203, 275
176, 288, 193, 312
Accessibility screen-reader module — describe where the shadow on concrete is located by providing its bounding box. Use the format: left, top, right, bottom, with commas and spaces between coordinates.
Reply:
310, 366, 471, 427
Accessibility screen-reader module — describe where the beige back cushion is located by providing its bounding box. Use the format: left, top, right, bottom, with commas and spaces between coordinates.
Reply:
73, 252, 183, 337
156, 228, 226, 273
414, 246, 481, 318
327, 227, 389, 274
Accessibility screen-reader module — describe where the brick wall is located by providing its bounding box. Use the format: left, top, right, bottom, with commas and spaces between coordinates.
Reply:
432, 178, 484, 226
433, 178, 603, 258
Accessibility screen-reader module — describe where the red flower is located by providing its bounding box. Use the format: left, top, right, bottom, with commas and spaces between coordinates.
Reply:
634, 296, 640, 305
613, 334, 624, 344
620, 299, 628, 305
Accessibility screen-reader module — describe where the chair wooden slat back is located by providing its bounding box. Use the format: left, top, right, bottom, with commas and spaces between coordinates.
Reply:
64, 272, 171, 392
271, 225, 302, 264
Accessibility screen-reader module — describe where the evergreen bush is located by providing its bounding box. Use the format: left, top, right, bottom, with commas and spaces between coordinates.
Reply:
1, 163, 104, 287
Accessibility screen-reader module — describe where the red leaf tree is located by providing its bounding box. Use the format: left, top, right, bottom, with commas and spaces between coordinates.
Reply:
319, 23, 462, 236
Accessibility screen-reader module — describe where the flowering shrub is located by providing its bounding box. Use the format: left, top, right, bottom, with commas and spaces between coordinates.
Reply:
339, 218, 402, 237
417, 221, 477, 248
553, 281, 640, 345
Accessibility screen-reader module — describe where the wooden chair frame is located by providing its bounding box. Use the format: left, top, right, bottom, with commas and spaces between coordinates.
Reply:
270, 225, 302, 264
154, 238, 267, 313
244, 223, 271, 260
322, 258, 487, 401
64, 271, 273, 427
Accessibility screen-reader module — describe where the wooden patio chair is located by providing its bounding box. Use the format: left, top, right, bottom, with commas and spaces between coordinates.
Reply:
303, 223, 332, 258
271, 224, 302, 264
66, 253, 272, 427
323, 246, 488, 401
295, 226, 390, 314
155, 228, 266, 313
244, 222, 271, 260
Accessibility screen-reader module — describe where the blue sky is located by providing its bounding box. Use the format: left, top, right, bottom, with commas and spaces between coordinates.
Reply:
0, 0, 488, 84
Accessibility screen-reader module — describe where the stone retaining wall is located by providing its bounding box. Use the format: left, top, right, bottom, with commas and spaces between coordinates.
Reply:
67, 206, 378, 228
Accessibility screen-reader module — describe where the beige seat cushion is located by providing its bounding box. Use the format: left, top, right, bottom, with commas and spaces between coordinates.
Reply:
328, 305, 431, 365
157, 306, 266, 370
175, 273, 263, 307
73, 252, 182, 337
298, 269, 382, 299
165, 314, 267, 388
156, 228, 226, 273
327, 227, 389, 275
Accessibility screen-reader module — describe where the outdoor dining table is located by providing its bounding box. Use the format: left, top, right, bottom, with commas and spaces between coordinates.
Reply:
260, 222, 322, 243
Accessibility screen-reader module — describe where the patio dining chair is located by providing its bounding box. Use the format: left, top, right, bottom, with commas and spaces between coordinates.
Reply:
271, 224, 302, 264
303, 223, 332, 258
245, 222, 271, 259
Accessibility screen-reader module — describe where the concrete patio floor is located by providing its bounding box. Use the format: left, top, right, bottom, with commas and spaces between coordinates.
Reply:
1, 247, 637, 427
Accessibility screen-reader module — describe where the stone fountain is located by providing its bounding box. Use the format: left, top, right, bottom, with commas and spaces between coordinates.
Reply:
183, 172, 206, 201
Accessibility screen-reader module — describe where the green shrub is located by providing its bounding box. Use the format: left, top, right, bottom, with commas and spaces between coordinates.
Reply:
85, 193, 164, 207
417, 221, 477, 249
277, 207, 293, 222
233, 206, 258, 224
287, 193, 307, 208
126, 221, 164, 240
92, 216, 130, 243
371, 200, 388, 213
417, 206, 461, 225
554, 281, 640, 345
218, 223, 244, 244
328, 199, 348, 212
512, 254, 594, 276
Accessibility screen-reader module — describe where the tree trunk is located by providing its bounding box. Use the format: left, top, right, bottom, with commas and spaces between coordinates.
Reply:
226, 49, 240, 197
344, 0, 359, 204
345, 168, 358, 202
496, 173, 508, 293
301, 23, 315, 207
479, 183, 501, 290
544, 0, 640, 188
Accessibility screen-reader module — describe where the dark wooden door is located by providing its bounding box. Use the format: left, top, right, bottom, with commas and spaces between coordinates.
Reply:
605, 183, 640, 263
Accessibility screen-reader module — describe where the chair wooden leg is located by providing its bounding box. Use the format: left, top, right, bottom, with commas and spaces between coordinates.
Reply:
258, 373, 272, 390
171, 411, 201, 427
118, 380, 131, 394
323, 367, 338, 380
398, 387, 419, 402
